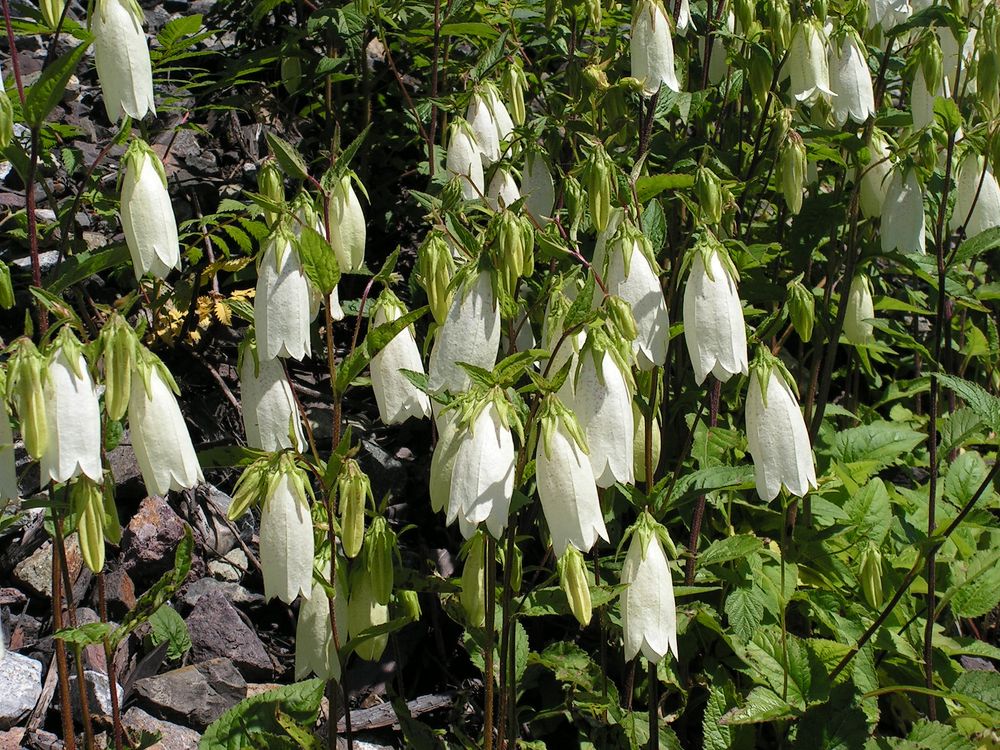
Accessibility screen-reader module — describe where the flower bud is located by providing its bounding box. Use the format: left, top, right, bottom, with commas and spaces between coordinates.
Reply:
72, 477, 106, 573
881, 166, 926, 255
257, 158, 285, 227
785, 276, 815, 342
295, 559, 347, 681
778, 132, 807, 215
766, 0, 791, 53
0, 261, 13, 310
446, 119, 485, 200
0, 372, 17, 501
503, 59, 527, 127
748, 45, 772, 107
917, 33, 944, 95
40, 0, 65, 28
461, 532, 487, 627
399, 590, 421, 622
564, 175, 585, 240
120, 139, 180, 281
6, 339, 48, 460
631, 0, 681, 97
98, 314, 137, 422
93, 0, 156, 122
509, 542, 523, 593
259, 458, 314, 603
844, 273, 875, 346
0, 88, 12, 150
558, 546, 593, 627
347, 571, 388, 661
416, 233, 456, 325
734, 0, 755, 34
695, 167, 723, 225
859, 542, 883, 610
605, 295, 638, 342
365, 515, 396, 606
583, 145, 614, 233
330, 174, 366, 273
338, 459, 370, 559
620, 511, 677, 664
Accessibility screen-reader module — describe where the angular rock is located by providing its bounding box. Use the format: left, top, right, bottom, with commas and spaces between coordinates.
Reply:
0, 651, 43, 729
122, 707, 201, 750
190, 485, 237, 556
121, 497, 188, 582
103, 567, 137, 620
177, 578, 264, 609
133, 657, 247, 730
185, 590, 272, 679
208, 549, 247, 583
69, 670, 122, 719
12, 535, 83, 599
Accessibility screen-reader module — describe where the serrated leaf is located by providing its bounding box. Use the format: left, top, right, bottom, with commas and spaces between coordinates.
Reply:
720, 687, 796, 724
937, 374, 1000, 433
24, 39, 92, 128
54, 621, 114, 647
641, 200, 666, 253
297, 224, 340, 295
844, 478, 892, 547
699, 534, 762, 567
265, 131, 309, 181
199, 679, 325, 750
148, 605, 191, 661
948, 550, 1000, 619
335, 306, 427, 395
831, 422, 925, 468
725, 585, 765, 643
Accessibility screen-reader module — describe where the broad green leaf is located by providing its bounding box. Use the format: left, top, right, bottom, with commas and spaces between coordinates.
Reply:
24, 39, 93, 128
297, 224, 341, 295
46, 245, 131, 293
720, 686, 797, 725
641, 199, 666, 253
951, 670, 1000, 713
724, 585, 765, 643
844, 478, 892, 547
699, 534, 762, 567
937, 374, 1000, 433
148, 605, 192, 661
792, 689, 868, 750
944, 451, 988, 507
831, 422, 925, 468
947, 550, 1000, 619
265, 131, 309, 180
952, 226, 1000, 265
53, 621, 113, 647
196, 445, 263, 469
635, 173, 696, 203
199, 679, 325, 750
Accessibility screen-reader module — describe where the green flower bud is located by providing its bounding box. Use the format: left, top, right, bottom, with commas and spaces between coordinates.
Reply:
509, 542, 522, 593
99, 314, 138, 422
558, 546, 593, 627
339, 459, 370, 559
583, 64, 611, 92
766, 0, 791, 54
490, 211, 535, 299
0, 88, 13, 150
545, 0, 559, 27
0, 261, 13, 309
586, 0, 601, 30
258, 158, 285, 228
734, 0, 755, 34
786, 276, 815, 342
812, 0, 827, 22
564, 175, 586, 240
40, 0, 65, 28
72, 476, 106, 573
364, 515, 396, 605
778, 132, 807, 215
859, 542, 883, 610
281, 56, 303, 95
633, 402, 661, 481
6, 339, 48, 460
695, 166, 723, 225
416, 233, 456, 326
461, 532, 487, 627
398, 589, 421, 622
917, 34, 944, 94
748, 45, 773, 108
605, 295, 638, 341
583, 145, 614, 233
503, 59, 527, 126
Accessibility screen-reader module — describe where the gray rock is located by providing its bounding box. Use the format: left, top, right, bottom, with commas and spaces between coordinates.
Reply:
12, 535, 83, 599
10, 249, 59, 273
133, 657, 247, 730
190, 485, 237, 557
185, 590, 272, 679
177, 578, 264, 609
68, 670, 122, 719
122, 707, 201, 750
208, 549, 248, 583
0, 651, 43, 729
121, 496, 188, 582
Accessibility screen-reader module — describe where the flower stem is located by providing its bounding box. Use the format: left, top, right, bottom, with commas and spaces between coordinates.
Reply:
684, 377, 720, 585
97, 574, 124, 750
483, 535, 497, 750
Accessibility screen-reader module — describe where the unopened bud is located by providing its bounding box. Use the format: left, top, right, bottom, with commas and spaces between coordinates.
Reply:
510, 542, 523, 593
860, 542, 883, 609
766, 0, 791, 53
786, 276, 815, 342
399, 589, 421, 622
918, 34, 944, 93
558, 546, 593, 626
583, 145, 614, 233
734, 0, 755, 33
778, 132, 807, 215
0, 261, 13, 309
504, 59, 527, 126
72, 477, 106, 573
748, 45, 772, 108
416, 233, 456, 325
564, 175, 585, 240
583, 64, 611, 91
605, 295, 638, 341
695, 167, 723, 225
40, 0, 64, 28
461, 532, 487, 627
339, 459, 370, 559
365, 515, 396, 605
813, 0, 827, 22
585, 0, 601, 30
0, 88, 12, 149
491, 211, 535, 298
99, 315, 138, 422
6, 340, 48, 459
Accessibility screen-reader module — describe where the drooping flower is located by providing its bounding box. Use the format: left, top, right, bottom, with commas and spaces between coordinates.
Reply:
682, 234, 749, 385
631, 0, 681, 97
239, 336, 305, 452
259, 460, 314, 603
881, 166, 926, 254
466, 87, 503, 165
829, 31, 875, 126
92, 0, 155, 122
129, 350, 203, 496
860, 131, 892, 219
347, 571, 388, 662
535, 398, 608, 556
745, 350, 817, 501
295, 559, 347, 681
844, 273, 876, 346
40, 330, 103, 484
255, 226, 313, 361
786, 20, 834, 105
487, 167, 520, 212
369, 292, 431, 425
676, 0, 691, 33
867, 0, 911, 31
5, 339, 48, 460
329, 175, 366, 273
910, 72, 947, 131
427, 269, 501, 395
521, 150, 555, 227
482, 82, 515, 143
950, 154, 1000, 239
120, 139, 179, 281
446, 119, 486, 200
620, 511, 678, 664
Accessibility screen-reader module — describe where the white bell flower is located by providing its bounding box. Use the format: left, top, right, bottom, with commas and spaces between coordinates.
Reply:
92, 0, 155, 122
787, 20, 834, 105
860, 132, 892, 219
682, 238, 749, 385
881, 166, 926, 254
120, 140, 179, 281
260, 464, 314, 603
467, 89, 502, 165
867, 0, 911, 30
631, 0, 681, 96
446, 119, 486, 200
449, 399, 515, 538
427, 270, 501, 395
745, 352, 817, 501
430, 409, 461, 515
370, 293, 431, 425
295, 560, 347, 681
950, 154, 1000, 239
844, 273, 876, 346
536, 402, 608, 556
487, 167, 520, 212
255, 228, 313, 361
829, 32, 875, 126
330, 175, 366, 273
621, 513, 678, 664
521, 151, 555, 226
239, 341, 304, 452
699, 9, 735, 85
40, 337, 103, 484
940, 27, 976, 94
910, 73, 947, 131
482, 82, 514, 143
676, 0, 690, 34
129, 352, 203, 496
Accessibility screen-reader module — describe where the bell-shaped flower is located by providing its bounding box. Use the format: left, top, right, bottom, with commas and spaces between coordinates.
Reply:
40, 331, 103, 484
867, 0, 911, 30
295, 559, 347, 681
829, 32, 875, 126
676, 0, 691, 33
239, 337, 304, 452
682, 235, 749, 385
259, 459, 314, 603
5, 339, 48, 460
448, 395, 516, 538
536, 398, 608, 556
910, 73, 947, 131
940, 26, 977, 94
347, 571, 388, 662
255, 226, 313, 360
620, 512, 678, 664
594, 218, 669, 371
950, 154, 1000, 239
786, 20, 834, 105
483, 82, 514, 142
427, 269, 501, 395
860, 131, 892, 219
369, 292, 431, 424
92, 0, 155, 122
521, 150, 555, 226
466, 87, 502, 165
330, 174, 366, 273
129, 350, 203, 496
881, 166, 926, 254
844, 273, 876, 345
631, 0, 681, 96
570, 331, 635, 488
0, 398, 17, 500
487, 167, 520, 211
699, 9, 735, 85
745, 350, 817, 501
446, 119, 485, 200
120, 139, 179, 281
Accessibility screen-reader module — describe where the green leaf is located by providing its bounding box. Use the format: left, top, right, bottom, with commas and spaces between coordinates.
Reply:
333, 124, 372, 175
699, 534, 762, 567
944, 451, 988, 507
831, 422, 925, 468
947, 550, 1000, 619
952, 226, 1000, 265
720, 686, 797, 725
844, 478, 892, 547
562, 271, 596, 332
951, 670, 1000, 713
148, 605, 192, 661
641, 200, 666, 254
891, 720, 976, 750
297, 224, 341, 295
664, 465, 755, 507
724, 585, 765, 643
53, 622, 113, 647
635, 174, 696, 203
45, 245, 131, 294
265, 131, 309, 181
937, 374, 1000, 433
196, 445, 263, 469
23, 38, 92, 128
335, 306, 427, 395
199, 679, 325, 750
792, 689, 868, 750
